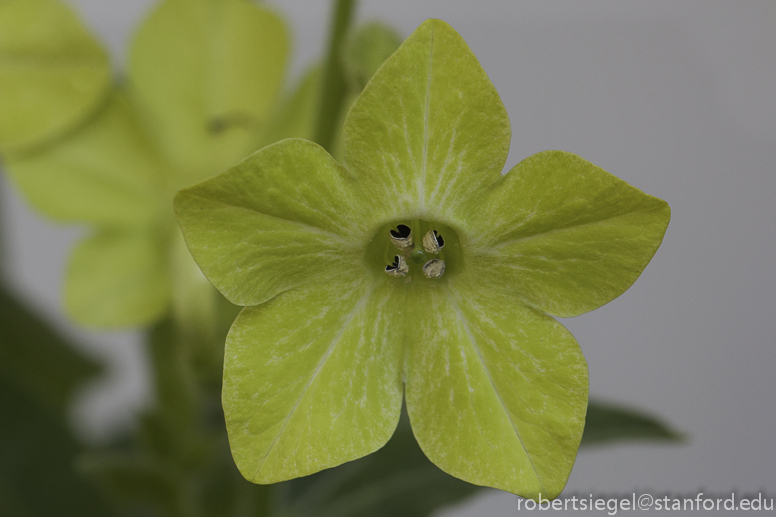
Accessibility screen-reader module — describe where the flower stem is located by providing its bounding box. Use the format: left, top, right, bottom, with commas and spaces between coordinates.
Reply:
313, 0, 357, 152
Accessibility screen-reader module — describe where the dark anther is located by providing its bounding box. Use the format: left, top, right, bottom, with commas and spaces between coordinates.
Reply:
422, 229, 445, 254
434, 230, 444, 248
385, 255, 409, 277
390, 225, 411, 239
385, 255, 401, 272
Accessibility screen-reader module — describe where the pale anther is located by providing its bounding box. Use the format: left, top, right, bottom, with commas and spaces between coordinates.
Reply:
385, 255, 409, 277
422, 259, 445, 279
422, 230, 444, 254
389, 224, 413, 251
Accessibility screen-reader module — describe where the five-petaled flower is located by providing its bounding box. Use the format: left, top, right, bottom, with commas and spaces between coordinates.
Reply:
175, 19, 670, 499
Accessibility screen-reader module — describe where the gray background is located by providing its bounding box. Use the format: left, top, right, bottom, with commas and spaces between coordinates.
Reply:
1, 1, 775, 515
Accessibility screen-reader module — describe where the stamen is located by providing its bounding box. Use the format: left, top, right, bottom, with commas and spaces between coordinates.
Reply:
422, 259, 445, 279
385, 255, 409, 277
422, 230, 444, 254
389, 224, 413, 250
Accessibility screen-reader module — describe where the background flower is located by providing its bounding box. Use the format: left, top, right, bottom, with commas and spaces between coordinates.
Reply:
2, 0, 289, 330
175, 19, 669, 499
0, 0, 110, 153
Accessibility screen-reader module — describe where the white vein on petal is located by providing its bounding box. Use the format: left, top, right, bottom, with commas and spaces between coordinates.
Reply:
428, 110, 465, 206
182, 189, 354, 247
247, 281, 375, 479
477, 193, 661, 251
418, 25, 434, 211
445, 289, 544, 492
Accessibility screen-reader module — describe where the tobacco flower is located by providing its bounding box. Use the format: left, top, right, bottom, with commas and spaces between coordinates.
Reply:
175, 20, 670, 498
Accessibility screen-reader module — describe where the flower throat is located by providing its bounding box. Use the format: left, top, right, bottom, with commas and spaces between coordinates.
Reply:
365, 220, 463, 283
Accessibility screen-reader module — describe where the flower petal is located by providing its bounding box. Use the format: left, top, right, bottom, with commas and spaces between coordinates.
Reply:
174, 139, 370, 307
469, 150, 671, 318
66, 230, 170, 327
223, 279, 404, 483
343, 19, 510, 218
0, 0, 110, 153
4, 92, 167, 227
405, 278, 588, 499
129, 0, 289, 180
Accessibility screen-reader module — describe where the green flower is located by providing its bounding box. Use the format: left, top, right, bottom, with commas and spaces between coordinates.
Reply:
0, 0, 111, 153
176, 19, 670, 499
2, 0, 289, 328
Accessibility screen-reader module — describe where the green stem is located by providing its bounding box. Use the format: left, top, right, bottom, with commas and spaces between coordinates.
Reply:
313, 0, 357, 152
0, 176, 6, 273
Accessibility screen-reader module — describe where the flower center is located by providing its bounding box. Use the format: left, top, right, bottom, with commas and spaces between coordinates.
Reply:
365, 220, 463, 283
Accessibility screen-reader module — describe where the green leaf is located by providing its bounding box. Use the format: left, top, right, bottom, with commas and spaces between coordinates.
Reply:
81, 317, 277, 517
223, 279, 404, 483
193, 430, 274, 517
342, 22, 403, 92
175, 139, 368, 307
0, 285, 111, 516
4, 91, 167, 227
129, 0, 289, 180
343, 19, 510, 217
290, 413, 480, 517
0, 380, 113, 516
0, 285, 101, 416
405, 277, 588, 500
582, 401, 684, 446
77, 454, 181, 515
80, 416, 276, 517
65, 230, 170, 327
469, 150, 671, 318
0, 0, 110, 153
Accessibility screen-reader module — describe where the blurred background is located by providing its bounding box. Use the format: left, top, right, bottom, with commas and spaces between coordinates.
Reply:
1, 1, 775, 515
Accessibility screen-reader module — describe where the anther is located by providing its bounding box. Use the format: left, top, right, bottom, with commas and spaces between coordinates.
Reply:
422, 259, 445, 279
389, 224, 413, 251
385, 255, 409, 277
422, 230, 444, 254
